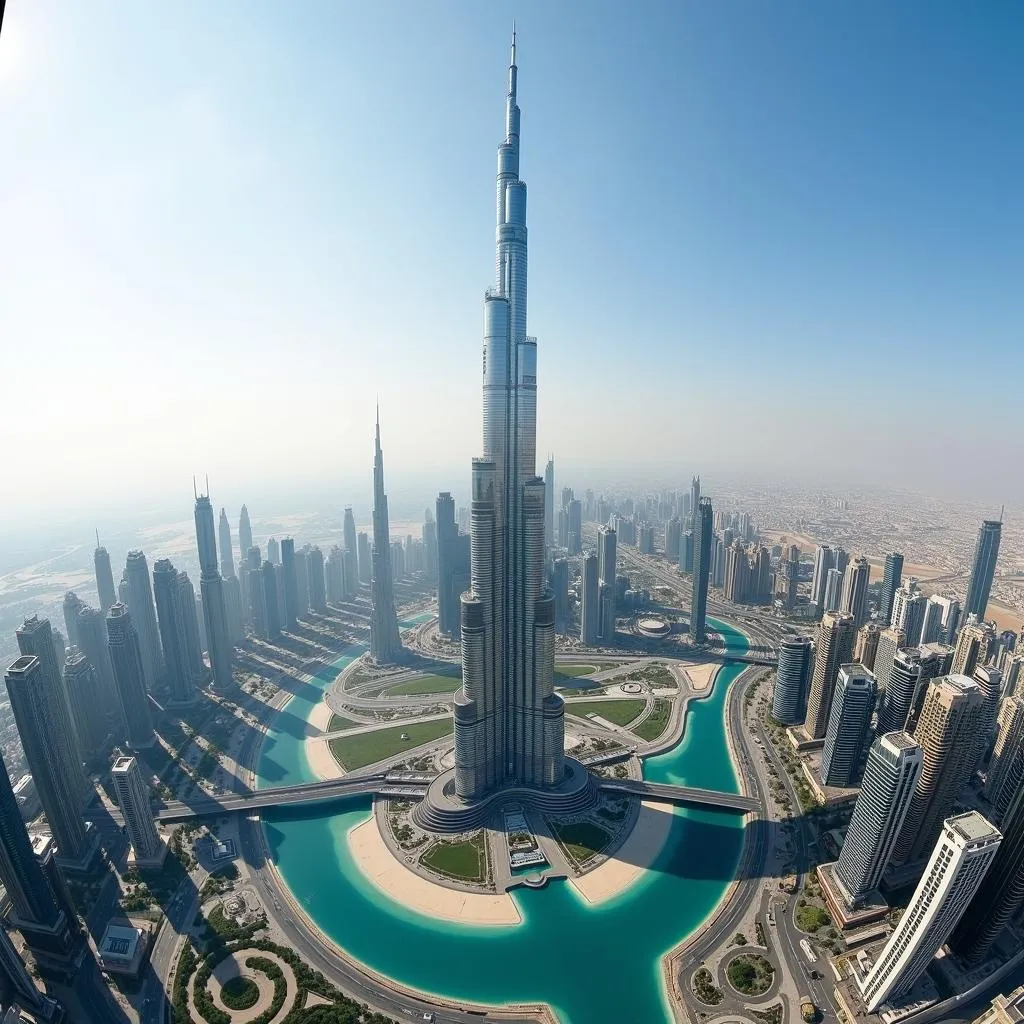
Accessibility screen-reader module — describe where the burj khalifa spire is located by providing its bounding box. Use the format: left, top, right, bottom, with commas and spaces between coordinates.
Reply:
369, 407, 402, 663
453, 31, 565, 800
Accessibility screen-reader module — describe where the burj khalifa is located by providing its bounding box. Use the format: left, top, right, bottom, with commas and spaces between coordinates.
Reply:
452, 32, 565, 801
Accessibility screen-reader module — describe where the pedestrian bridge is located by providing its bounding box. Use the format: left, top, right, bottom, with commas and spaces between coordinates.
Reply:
598, 778, 758, 813
95, 771, 756, 825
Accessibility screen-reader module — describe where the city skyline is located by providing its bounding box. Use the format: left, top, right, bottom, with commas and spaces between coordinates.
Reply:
2, 3, 1024, 529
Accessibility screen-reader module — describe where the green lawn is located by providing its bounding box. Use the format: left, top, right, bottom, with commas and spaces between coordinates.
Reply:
554, 664, 598, 678
384, 673, 461, 696
326, 714, 363, 732
633, 698, 671, 741
795, 903, 831, 932
566, 698, 645, 727
421, 834, 486, 881
552, 820, 611, 864
328, 719, 453, 771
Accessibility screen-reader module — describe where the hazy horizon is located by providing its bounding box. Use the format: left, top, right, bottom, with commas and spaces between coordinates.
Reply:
2, 1, 1022, 532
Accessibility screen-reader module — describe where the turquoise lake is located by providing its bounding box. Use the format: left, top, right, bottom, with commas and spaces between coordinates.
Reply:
257, 621, 749, 1024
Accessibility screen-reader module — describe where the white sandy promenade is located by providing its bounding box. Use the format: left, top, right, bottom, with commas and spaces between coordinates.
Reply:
306, 700, 346, 782
348, 817, 522, 926
683, 661, 718, 692
570, 799, 676, 905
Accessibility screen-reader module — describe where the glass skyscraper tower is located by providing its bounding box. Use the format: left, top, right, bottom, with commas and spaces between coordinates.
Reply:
452, 33, 565, 800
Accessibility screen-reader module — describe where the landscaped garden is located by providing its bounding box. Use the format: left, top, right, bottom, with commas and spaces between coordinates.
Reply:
325, 713, 362, 732
328, 719, 453, 771
726, 953, 775, 996
633, 698, 671, 741
219, 976, 259, 1010
692, 966, 723, 1005
383, 673, 461, 696
421, 833, 487, 882
551, 820, 611, 865
565, 698, 644, 727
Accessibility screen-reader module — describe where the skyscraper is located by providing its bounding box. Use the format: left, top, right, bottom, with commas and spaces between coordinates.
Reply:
4, 655, 90, 867
153, 558, 197, 705
892, 579, 927, 647
357, 531, 371, 585
878, 647, 924, 734
580, 554, 600, 646
94, 533, 116, 611
896, 675, 986, 864
63, 647, 108, 763
879, 552, 904, 627
436, 492, 470, 637
772, 635, 813, 724
238, 505, 253, 567
0, 923, 62, 1021
111, 755, 163, 866
342, 507, 360, 596
307, 546, 327, 613
984, 696, 1024, 818
952, 620, 996, 677
833, 732, 922, 908
0, 744, 75, 970
544, 457, 555, 553
820, 664, 877, 787
194, 492, 234, 693
823, 567, 844, 613
450, 35, 565, 799
811, 544, 834, 611
859, 811, 1000, 1012
267, 537, 280, 565
423, 514, 438, 584
261, 560, 281, 638
62, 592, 85, 650
972, 664, 1003, 770
690, 497, 713, 643
75, 604, 120, 731
106, 604, 155, 749
803, 611, 856, 739
369, 411, 402, 664
964, 519, 1002, 622
120, 550, 164, 691
597, 526, 617, 640
218, 508, 235, 580
854, 623, 881, 671
325, 545, 344, 604
920, 597, 945, 645
280, 537, 298, 629
931, 594, 962, 644
551, 558, 570, 633
952, 785, 1024, 965
689, 475, 700, 528
840, 555, 871, 628
567, 498, 582, 555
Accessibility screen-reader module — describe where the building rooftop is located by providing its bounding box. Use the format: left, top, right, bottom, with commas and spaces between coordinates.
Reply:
947, 810, 1001, 844
99, 922, 142, 963
6, 655, 37, 674
880, 731, 918, 752
29, 833, 54, 858
112, 757, 135, 773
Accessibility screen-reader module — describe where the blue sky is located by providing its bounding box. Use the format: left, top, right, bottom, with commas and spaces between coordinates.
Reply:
1, 1, 1022, 527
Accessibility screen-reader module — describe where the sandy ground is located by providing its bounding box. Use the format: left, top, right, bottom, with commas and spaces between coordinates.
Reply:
303, 699, 347, 781
308, 700, 333, 735
684, 662, 717, 692
347, 817, 522, 926
570, 799, 675, 905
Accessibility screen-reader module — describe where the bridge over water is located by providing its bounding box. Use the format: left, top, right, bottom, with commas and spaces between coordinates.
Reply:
95, 770, 758, 825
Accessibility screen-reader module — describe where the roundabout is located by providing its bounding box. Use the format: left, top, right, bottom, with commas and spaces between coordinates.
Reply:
189, 946, 297, 1024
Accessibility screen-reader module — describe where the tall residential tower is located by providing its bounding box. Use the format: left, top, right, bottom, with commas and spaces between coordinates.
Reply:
369, 412, 402, 663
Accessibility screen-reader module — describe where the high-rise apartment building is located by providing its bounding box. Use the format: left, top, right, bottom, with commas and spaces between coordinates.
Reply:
262, 561, 281, 638
833, 732, 922, 907
544, 457, 555, 553
62, 592, 85, 650
357, 531, 371, 585
307, 546, 327, 613
878, 648, 926, 735
855, 623, 881, 672
879, 552, 904, 627
823, 567, 844, 613
280, 537, 298, 629
0, 745, 75, 972
892, 579, 927, 647
0, 923, 63, 1021
550, 558, 570, 633
984, 696, 1024, 818
567, 499, 583, 555
665, 516, 681, 562
342, 508, 359, 596
580, 553, 600, 645
218, 508, 235, 580
811, 545, 834, 610
449, 37, 565, 799
106, 604, 155, 749
325, 545, 344, 604
238, 505, 253, 567
120, 550, 163, 691
194, 493, 234, 693
597, 526, 617, 640
841, 556, 871, 628
153, 558, 197, 705
896, 675, 986, 864
94, 534, 117, 612
821, 664, 877, 787
75, 604, 119, 730
803, 611, 856, 739
436, 492, 470, 637
859, 811, 1000, 1011
772, 636, 813, 724
266, 537, 280, 565
930, 595, 962, 645
63, 647, 108, 763
4, 654, 90, 867
111, 755, 164, 867
952, 785, 1024, 965
690, 498, 713, 644
369, 414, 402, 664
964, 519, 1002, 622
952, 620, 996, 678
920, 597, 944, 645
